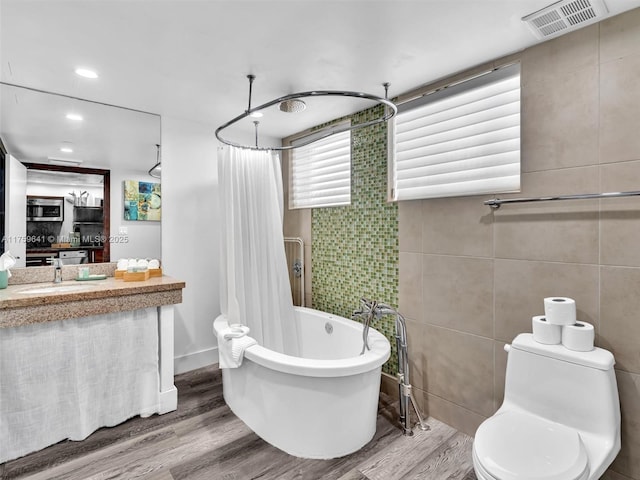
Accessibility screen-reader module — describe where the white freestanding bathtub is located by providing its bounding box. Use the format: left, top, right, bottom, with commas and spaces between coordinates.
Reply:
213, 306, 391, 459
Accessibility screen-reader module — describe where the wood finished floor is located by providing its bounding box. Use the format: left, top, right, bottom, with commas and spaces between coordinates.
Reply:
1, 365, 478, 480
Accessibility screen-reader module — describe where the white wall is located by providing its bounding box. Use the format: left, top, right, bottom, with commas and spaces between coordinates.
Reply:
161, 116, 220, 374
110, 169, 161, 260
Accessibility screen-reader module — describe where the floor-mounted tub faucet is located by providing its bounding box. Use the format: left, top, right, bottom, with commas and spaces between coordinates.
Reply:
352, 298, 429, 436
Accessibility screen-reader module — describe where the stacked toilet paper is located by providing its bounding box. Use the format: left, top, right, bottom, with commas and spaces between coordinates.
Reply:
531, 297, 595, 351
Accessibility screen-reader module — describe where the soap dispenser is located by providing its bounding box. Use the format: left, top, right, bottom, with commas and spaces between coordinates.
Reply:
53, 259, 63, 283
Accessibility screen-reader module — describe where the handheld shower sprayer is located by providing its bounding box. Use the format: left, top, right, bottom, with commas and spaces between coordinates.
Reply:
352, 298, 430, 436
352, 298, 378, 354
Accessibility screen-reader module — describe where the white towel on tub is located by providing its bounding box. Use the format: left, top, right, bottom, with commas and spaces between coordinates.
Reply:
216, 324, 257, 368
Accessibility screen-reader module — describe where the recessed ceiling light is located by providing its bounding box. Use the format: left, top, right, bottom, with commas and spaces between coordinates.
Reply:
66, 113, 83, 121
249, 111, 264, 118
60, 147, 74, 153
75, 68, 98, 79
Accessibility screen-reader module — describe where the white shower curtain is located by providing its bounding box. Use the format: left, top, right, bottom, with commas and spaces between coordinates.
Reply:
218, 145, 299, 356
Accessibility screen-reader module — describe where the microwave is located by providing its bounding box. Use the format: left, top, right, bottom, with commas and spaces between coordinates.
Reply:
26, 196, 65, 222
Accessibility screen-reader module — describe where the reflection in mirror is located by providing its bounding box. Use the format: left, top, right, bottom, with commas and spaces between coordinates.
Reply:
0, 83, 161, 268
23, 163, 110, 266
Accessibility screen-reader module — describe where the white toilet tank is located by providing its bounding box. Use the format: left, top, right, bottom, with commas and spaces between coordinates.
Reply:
503, 333, 620, 440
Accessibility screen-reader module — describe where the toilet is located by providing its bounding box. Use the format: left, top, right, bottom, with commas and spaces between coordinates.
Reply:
473, 333, 621, 480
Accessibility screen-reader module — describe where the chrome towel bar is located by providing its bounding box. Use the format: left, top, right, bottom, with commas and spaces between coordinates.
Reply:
484, 190, 640, 209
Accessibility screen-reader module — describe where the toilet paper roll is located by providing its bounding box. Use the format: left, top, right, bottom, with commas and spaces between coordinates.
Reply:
544, 297, 577, 326
532, 315, 562, 345
562, 321, 595, 352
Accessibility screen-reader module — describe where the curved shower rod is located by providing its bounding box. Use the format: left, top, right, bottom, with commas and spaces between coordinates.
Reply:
215, 76, 397, 151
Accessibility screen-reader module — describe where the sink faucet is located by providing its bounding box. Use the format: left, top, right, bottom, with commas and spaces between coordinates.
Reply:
52, 259, 62, 283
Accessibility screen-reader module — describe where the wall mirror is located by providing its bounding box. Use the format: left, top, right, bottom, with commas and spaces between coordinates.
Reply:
0, 82, 162, 268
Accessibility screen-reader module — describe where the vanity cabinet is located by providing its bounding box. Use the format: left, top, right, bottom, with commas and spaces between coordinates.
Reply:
0, 270, 184, 463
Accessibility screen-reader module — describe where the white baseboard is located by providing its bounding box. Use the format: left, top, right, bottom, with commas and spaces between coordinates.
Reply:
158, 386, 178, 414
174, 346, 218, 375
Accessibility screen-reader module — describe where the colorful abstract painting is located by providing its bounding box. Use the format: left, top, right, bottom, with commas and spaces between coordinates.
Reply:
124, 180, 161, 221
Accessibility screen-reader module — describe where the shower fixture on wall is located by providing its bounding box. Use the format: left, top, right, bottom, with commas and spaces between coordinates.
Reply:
215, 75, 397, 151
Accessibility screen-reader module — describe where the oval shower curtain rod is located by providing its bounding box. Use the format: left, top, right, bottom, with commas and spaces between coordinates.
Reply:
215, 75, 397, 151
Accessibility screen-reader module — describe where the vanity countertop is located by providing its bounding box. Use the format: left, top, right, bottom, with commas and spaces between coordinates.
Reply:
0, 275, 186, 328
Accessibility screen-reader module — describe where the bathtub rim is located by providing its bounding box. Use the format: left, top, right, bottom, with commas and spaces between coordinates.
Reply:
214, 306, 390, 378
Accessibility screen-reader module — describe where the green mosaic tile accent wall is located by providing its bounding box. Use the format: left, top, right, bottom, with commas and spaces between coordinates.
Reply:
312, 105, 399, 375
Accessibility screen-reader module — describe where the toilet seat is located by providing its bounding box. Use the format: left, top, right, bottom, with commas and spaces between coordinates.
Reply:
473, 411, 589, 480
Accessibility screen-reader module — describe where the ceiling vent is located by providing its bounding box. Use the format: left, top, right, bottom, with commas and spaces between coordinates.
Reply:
522, 0, 608, 40
47, 157, 83, 166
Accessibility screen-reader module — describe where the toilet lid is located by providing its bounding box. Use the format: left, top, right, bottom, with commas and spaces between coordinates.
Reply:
474, 411, 589, 480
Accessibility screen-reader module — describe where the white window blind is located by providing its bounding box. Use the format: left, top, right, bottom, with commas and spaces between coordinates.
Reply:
392, 64, 521, 201
290, 129, 351, 209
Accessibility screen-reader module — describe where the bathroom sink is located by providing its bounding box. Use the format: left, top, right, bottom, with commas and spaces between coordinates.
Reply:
19, 284, 93, 294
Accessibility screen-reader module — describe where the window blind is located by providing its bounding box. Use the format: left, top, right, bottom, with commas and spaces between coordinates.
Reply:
392, 64, 521, 201
290, 129, 351, 209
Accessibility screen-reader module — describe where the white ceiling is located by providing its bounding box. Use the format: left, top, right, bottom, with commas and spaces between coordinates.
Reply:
0, 83, 160, 170
2, 0, 640, 164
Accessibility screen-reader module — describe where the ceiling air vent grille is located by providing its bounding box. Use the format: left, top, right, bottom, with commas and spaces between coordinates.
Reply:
522, 0, 608, 39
